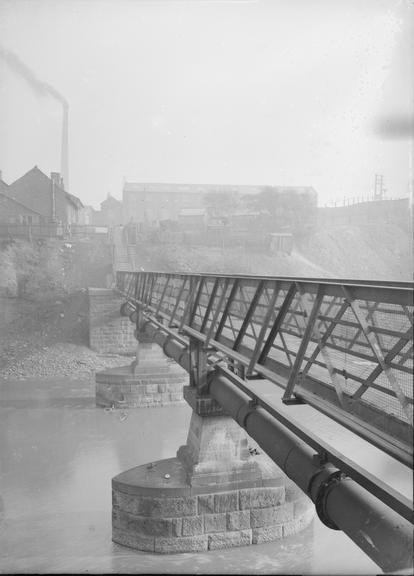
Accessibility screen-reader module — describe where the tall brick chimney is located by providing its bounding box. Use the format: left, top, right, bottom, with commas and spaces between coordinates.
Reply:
61, 105, 69, 191
50, 172, 61, 222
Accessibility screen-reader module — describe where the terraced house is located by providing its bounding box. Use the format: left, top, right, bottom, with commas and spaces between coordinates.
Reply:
0, 166, 83, 225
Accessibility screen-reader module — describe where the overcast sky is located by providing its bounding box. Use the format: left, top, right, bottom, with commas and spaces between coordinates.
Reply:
0, 0, 412, 208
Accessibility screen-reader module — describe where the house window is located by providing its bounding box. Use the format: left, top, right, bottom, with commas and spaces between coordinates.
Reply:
20, 214, 33, 225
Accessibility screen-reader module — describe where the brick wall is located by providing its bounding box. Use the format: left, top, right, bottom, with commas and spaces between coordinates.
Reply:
89, 288, 136, 354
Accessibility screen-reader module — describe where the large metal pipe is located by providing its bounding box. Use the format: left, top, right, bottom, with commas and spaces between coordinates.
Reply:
137, 318, 413, 572
143, 323, 190, 371
209, 375, 413, 573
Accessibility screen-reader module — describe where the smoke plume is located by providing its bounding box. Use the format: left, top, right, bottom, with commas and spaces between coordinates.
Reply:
0, 45, 68, 108
1, 45, 69, 189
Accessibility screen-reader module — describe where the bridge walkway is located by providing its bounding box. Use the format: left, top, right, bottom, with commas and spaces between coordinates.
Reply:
117, 272, 412, 455
115, 271, 413, 571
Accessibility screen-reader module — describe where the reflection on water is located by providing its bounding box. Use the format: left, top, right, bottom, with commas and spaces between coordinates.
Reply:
0, 378, 388, 574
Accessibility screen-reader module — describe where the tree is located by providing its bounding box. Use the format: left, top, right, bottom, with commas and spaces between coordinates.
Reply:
203, 191, 238, 217
249, 187, 317, 237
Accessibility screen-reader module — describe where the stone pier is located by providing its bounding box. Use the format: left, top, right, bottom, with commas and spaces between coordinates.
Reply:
89, 288, 136, 354
96, 342, 187, 408
90, 287, 187, 408
112, 388, 314, 553
107, 307, 314, 552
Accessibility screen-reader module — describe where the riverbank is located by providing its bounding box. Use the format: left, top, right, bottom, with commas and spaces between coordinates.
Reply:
0, 293, 131, 381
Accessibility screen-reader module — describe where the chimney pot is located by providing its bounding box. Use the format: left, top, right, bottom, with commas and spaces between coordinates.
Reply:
51, 172, 60, 186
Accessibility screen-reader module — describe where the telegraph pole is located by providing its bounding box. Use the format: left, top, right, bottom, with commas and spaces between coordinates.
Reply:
374, 174, 386, 200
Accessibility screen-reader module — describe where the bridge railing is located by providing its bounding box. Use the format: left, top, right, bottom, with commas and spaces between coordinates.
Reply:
116, 271, 413, 467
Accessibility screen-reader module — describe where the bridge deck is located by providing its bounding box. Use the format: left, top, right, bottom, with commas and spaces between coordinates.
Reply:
116, 271, 413, 469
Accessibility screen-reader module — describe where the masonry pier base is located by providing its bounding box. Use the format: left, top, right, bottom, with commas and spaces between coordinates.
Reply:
112, 387, 314, 553
95, 342, 187, 408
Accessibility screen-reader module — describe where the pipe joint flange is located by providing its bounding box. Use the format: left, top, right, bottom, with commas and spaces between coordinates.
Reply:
162, 335, 172, 356
236, 402, 257, 429
120, 301, 135, 317
314, 470, 346, 530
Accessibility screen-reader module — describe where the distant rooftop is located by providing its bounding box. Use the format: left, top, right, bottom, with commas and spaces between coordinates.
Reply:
124, 182, 262, 194
179, 208, 206, 216
123, 182, 317, 196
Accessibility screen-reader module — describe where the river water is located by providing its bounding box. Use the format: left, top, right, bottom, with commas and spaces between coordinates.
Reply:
0, 376, 411, 574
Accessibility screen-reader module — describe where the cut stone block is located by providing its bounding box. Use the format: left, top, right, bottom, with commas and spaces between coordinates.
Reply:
154, 535, 208, 554
227, 510, 250, 531
208, 529, 252, 550
182, 515, 204, 536
252, 525, 283, 544
204, 513, 227, 533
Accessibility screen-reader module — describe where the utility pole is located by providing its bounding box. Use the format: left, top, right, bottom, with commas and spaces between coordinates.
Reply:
374, 174, 386, 201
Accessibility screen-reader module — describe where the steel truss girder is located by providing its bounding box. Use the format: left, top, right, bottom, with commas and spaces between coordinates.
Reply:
115, 270, 414, 571
116, 271, 413, 457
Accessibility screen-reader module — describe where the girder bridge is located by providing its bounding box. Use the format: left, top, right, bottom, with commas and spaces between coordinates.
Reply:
116, 271, 413, 572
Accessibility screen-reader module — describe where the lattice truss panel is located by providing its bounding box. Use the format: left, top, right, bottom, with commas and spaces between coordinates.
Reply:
117, 272, 413, 437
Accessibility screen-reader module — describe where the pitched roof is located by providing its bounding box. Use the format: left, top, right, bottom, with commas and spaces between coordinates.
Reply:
0, 176, 10, 193
101, 195, 122, 208
9, 166, 83, 209
0, 191, 43, 216
66, 192, 83, 209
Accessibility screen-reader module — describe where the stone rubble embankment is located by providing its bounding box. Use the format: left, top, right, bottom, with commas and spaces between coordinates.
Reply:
0, 292, 132, 381
1, 342, 131, 381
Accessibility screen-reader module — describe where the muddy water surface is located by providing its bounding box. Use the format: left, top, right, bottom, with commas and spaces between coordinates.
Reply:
0, 377, 402, 574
